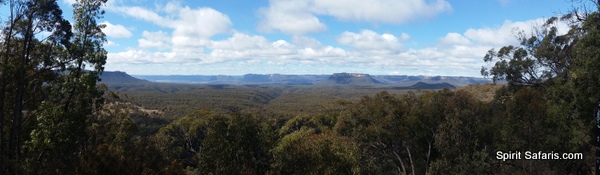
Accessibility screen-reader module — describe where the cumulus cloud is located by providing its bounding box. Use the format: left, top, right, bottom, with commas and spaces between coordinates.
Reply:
439, 32, 471, 45
171, 6, 232, 39
463, 21, 524, 46
114, 3, 232, 50
257, 0, 327, 35
258, 0, 451, 34
138, 31, 170, 49
109, 26, 487, 76
100, 21, 132, 38
206, 33, 347, 64
108, 28, 489, 76
336, 30, 403, 54
109, 32, 348, 66
310, 0, 452, 23
460, 18, 571, 47
116, 6, 166, 25
209, 33, 271, 50
291, 35, 324, 48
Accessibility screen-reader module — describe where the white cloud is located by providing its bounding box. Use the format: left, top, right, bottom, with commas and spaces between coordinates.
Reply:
463, 18, 571, 47
439, 32, 471, 45
257, 0, 327, 35
463, 21, 523, 46
109, 32, 350, 66
100, 21, 132, 38
336, 30, 403, 54
114, 3, 232, 50
108, 28, 488, 76
111, 3, 233, 52
210, 33, 271, 50
108, 49, 204, 64
206, 33, 347, 64
291, 35, 324, 48
171, 6, 232, 39
138, 31, 170, 49
310, 0, 452, 23
114, 6, 166, 25
258, 0, 451, 34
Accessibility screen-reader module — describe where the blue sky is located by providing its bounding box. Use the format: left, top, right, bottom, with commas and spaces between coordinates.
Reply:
57, 0, 576, 76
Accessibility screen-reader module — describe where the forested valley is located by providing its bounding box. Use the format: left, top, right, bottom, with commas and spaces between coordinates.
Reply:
2, 0, 600, 174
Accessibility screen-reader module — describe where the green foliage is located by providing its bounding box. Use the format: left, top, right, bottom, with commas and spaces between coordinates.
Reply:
198, 113, 272, 175
335, 90, 452, 175
115, 84, 413, 119
479, 6, 599, 173
78, 91, 184, 175
429, 90, 492, 174
0, 0, 112, 173
456, 83, 504, 102
121, 85, 284, 119
23, 0, 108, 173
272, 131, 360, 175
154, 109, 217, 168
481, 15, 580, 88
571, 11, 600, 125
278, 114, 337, 136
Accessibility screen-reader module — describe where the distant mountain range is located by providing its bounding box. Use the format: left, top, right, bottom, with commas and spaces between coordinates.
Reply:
407, 82, 456, 89
320, 73, 382, 86
100, 71, 492, 88
100, 71, 150, 84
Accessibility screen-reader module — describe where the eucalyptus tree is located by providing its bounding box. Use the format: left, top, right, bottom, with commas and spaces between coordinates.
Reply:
0, 0, 73, 173
0, 0, 108, 173
481, 6, 597, 172
27, 0, 108, 173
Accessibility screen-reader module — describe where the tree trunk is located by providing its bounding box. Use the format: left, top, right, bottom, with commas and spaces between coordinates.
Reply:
392, 150, 407, 175
0, 0, 20, 171
406, 147, 415, 175
424, 131, 435, 174
63, 31, 87, 113
9, 8, 33, 163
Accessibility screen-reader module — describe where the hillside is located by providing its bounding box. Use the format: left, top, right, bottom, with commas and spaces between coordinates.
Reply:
372, 75, 490, 86
456, 83, 504, 102
320, 73, 382, 86
100, 71, 150, 84
407, 82, 456, 89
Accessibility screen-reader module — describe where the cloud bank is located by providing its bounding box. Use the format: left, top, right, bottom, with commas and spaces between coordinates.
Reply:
104, 1, 570, 76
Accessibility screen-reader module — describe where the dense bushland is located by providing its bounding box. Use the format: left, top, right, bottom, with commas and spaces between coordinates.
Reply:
1, 0, 599, 174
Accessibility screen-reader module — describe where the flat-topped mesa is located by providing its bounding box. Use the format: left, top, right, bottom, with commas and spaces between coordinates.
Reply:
323, 72, 382, 85
100, 71, 150, 84
331, 72, 368, 78
241, 74, 272, 83
408, 82, 456, 89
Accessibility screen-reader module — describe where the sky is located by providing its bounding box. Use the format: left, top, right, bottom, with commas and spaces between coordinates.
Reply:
55, 0, 578, 76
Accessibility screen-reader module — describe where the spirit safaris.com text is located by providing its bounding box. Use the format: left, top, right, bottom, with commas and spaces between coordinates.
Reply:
496, 151, 583, 161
